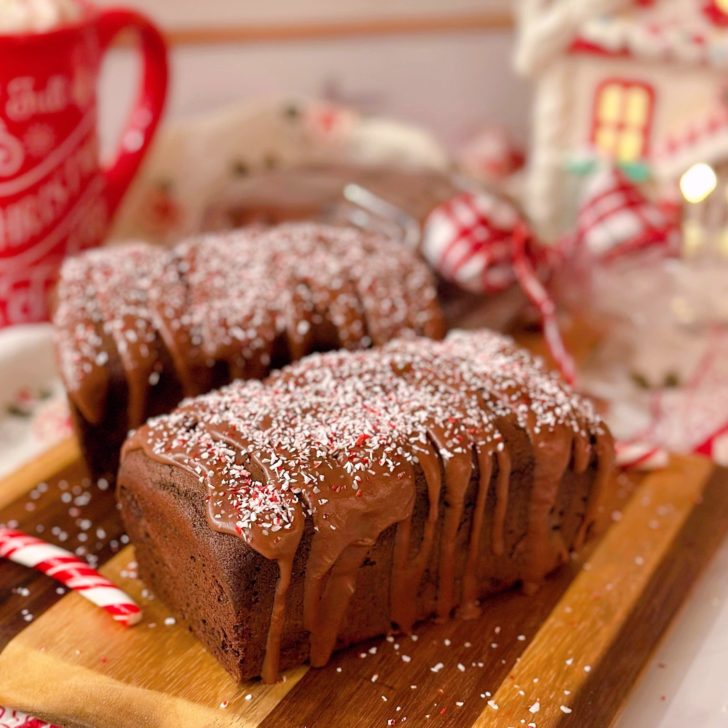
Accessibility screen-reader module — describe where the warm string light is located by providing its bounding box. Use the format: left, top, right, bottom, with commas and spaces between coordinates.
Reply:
680, 162, 718, 204
678, 162, 728, 257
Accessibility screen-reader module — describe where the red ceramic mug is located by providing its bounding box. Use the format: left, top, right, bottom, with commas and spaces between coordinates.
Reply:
0, 2, 168, 327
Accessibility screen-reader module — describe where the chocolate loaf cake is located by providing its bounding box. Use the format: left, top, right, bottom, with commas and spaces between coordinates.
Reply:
53, 223, 444, 480
118, 330, 614, 683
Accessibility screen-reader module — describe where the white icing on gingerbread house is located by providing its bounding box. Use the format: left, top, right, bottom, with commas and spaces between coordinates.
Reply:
516, 0, 728, 241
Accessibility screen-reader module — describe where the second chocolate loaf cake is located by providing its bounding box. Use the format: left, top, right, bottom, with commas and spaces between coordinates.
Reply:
53, 223, 444, 480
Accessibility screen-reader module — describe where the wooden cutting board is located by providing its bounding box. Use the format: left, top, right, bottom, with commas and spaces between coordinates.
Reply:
1, 440, 727, 728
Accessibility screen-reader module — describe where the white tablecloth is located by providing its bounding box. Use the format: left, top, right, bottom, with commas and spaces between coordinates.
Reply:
0, 325, 70, 480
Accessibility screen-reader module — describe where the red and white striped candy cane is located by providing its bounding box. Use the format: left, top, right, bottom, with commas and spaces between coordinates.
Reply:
0, 527, 141, 626
615, 440, 669, 471
0, 705, 57, 728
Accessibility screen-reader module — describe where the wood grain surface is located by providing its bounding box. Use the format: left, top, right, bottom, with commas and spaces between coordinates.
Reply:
1, 442, 725, 727
0, 438, 79, 511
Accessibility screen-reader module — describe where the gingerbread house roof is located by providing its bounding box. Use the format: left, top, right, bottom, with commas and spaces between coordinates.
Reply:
516, 0, 728, 76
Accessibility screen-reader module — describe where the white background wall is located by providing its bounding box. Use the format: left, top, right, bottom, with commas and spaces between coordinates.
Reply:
93, 0, 530, 156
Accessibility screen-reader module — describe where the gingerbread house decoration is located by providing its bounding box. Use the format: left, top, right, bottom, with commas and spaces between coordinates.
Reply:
516, 0, 728, 243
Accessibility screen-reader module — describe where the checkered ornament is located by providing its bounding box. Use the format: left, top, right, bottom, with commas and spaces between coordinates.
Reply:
573, 167, 679, 260
422, 192, 528, 295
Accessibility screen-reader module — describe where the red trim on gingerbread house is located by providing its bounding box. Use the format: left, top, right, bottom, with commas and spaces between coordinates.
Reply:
653, 105, 728, 179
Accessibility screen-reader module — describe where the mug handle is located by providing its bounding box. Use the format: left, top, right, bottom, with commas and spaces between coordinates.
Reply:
96, 8, 169, 218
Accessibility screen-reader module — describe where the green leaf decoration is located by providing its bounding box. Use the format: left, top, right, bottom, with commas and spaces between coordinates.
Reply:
566, 158, 597, 176
619, 161, 651, 183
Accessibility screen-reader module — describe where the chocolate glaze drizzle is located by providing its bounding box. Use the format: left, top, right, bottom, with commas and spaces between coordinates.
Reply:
123, 330, 614, 683
53, 223, 444, 429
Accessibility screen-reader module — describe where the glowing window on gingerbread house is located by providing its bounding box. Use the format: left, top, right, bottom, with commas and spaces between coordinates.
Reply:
591, 80, 654, 162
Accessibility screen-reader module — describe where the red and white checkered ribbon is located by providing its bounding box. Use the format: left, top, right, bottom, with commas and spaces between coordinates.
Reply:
572, 167, 679, 261
512, 223, 577, 384
0, 528, 141, 626
423, 192, 576, 383
0, 707, 56, 728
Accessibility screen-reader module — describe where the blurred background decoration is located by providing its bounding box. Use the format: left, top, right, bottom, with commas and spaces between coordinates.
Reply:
516, 0, 728, 249
95, 0, 524, 161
